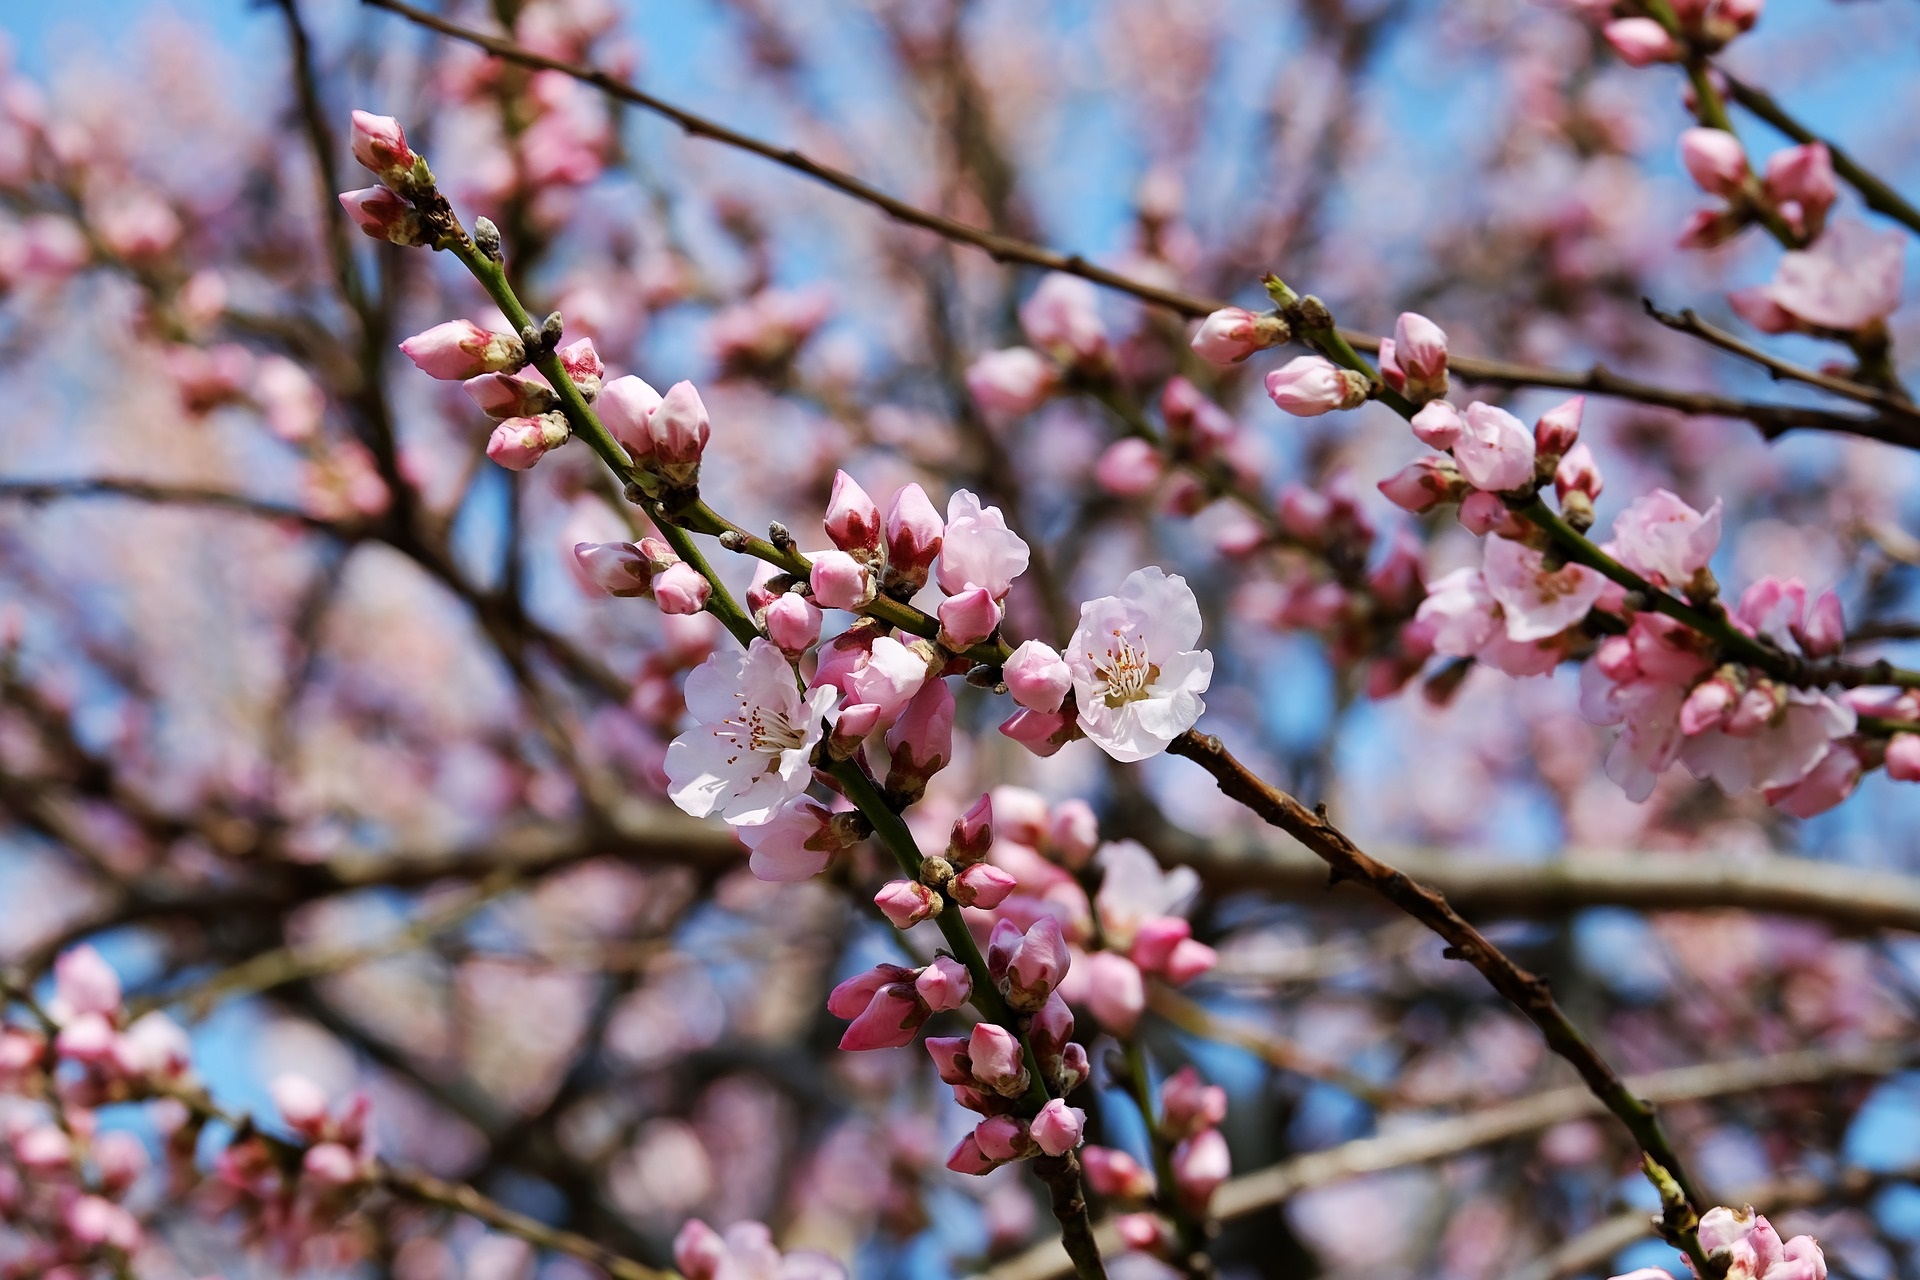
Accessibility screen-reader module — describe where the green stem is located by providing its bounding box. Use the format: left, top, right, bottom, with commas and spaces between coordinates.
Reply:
1119, 1040, 1211, 1278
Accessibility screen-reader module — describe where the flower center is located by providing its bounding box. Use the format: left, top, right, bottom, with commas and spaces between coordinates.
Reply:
1095, 631, 1159, 709
716, 701, 806, 766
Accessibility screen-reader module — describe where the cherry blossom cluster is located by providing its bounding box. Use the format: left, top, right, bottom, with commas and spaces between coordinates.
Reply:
1612, 1205, 1827, 1280
209, 1076, 377, 1259
1081, 1067, 1232, 1257
963, 274, 1115, 418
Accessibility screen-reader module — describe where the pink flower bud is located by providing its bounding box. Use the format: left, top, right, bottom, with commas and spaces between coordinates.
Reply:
1378, 456, 1467, 514
273, 1073, 332, 1136
1000, 705, 1077, 757
400, 320, 524, 380
1130, 917, 1192, 974
1458, 490, 1509, 537
828, 702, 883, 757
1190, 306, 1276, 365
1680, 128, 1750, 198
1729, 286, 1798, 334
1004, 639, 1072, 713
1765, 143, 1836, 239
1116, 1214, 1166, 1250
1020, 273, 1108, 362
1604, 17, 1681, 66
650, 380, 711, 483
876, 879, 940, 929
93, 1131, 147, 1193
810, 550, 876, 611
1163, 938, 1218, 984
1454, 403, 1537, 492
915, 956, 972, 1011
968, 1023, 1030, 1097
883, 484, 944, 592
674, 1221, 728, 1280
885, 678, 955, 798
1278, 486, 1332, 543
486, 413, 570, 471
465, 370, 557, 419
826, 470, 882, 556
349, 110, 416, 182
838, 983, 926, 1051
764, 592, 822, 655
966, 347, 1057, 417
1887, 734, 1920, 782
1410, 400, 1463, 450
557, 337, 603, 399
1085, 951, 1146, 1035
1031, 1099, 1086, 1156
1047, 800, 1099, 868
1392, 312, 1449, 400
988, 915, 1071, 1012
946, 1133, 999, 1175
596, 374, 665, 457
15, 1124, 71, 1172
1554, 442, 1604, 502
926, 1036, 972, 1085
1265, 355, 1367, 416
951, 862, 1017, 909
826, 964, 916, 1019
55, 946, 121, 1018
1172, 1128, 1230, 1211
338, 186, 426, 246
1534, 396, 1584, 456
67, 1195, 141, 1252
650, 562, 711, 615
1083, 1146, 1156, 1200
938, 587, 1001, 650
950, 793, 994, 864
1796, 590, 1844, 658
1681, 677, 1738, 736
302, 1141, 362, 1187
1161, 1066, 1228, 1138
974, 1115, 1033, 1163
740, 797, 840, 882
1095, 438, 1166, 497
55, 1012, 115, 1064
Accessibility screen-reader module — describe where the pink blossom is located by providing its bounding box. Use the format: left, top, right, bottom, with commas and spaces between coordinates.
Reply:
53, 945, 121, 1020
1019, 273, 1108, 362
1533, 396, 1584, 456
1030, 1099, 1086, 1156
1453, 403, 1537, 492
951, 862, 1017, 909
1680, 128, 1750, 198
651, 562, 711, 615
1888, 734, 1920, 782
811, 550, 875, 611
1066, 568, 1214, 762
740, 797, 841, 882
486, 413, 570, 470
557, 338, 603, 399
1606, 489, 1722, 589
66, 1195, 141, 1252
666, 638, 838, 824
1391, 312, 1449, 400
303, 1141, 363, 1187
338, 185, 425, 246
1411, 400, 1464, 450
949, 793, 995, 864
1265, 356, 1367, 416
916, 956, 972, 1011
1482, 536, 1605, 641
400, 320, 524, 380
1083, 1146, 1155, 1200
1738, 219, 1905, 332
937, 491, 1030, 600
1095, 438, 1166, 496
875, 879, 940, 929
845, 634, 930, 725
1764, 143, 1836, 239
1799, 590, 1844, 657
946, 1133, 1000, 1175
825, 471, 882, 556
1161, 1066, 1229, 1138
1603, 18, 1681, 65
1083, 950, 1146, 1035
1555, 442, 1604, 502
595, 374, 665, 456
1002, 704, 1078, 757
968, 1023, 1029, 1096
647, 381, 712, 485
935, 588, 998, 651
55, 1012, 115, 1063
1378, 455, 1467, 514
764, 592, 823, 655
1004, 639, 1072, 713
884, 677, 955, 795
884, 484, 944, 592
974, 1115, 1032, 1163
349, 110, 416, 182
1048, 801, 1099, 868
988, 915, 1071, 1011
1417, 568, 1502, 657
274, 1073, 333, 1136
1172, 1128, 1230, 1211
1190, 306, 1277, 364
966, 348, 1057, 416
830, 966, 926, 1051
465, 369, 556, 419
573, 541, 651, 598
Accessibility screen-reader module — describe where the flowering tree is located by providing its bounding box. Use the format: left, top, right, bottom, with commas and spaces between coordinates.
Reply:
5, 0, 1920, 1277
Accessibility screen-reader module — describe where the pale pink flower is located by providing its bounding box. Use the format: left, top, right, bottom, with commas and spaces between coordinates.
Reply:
1000, 705, 1077, 757
486, 413, 569, 470
401, 320, 525, 380
1391, 312, 1449, 401
938, 587, 1001, 650
1603, 17, 1680, 64
1083, 950, 1146, 1035
875, 880, 941, 929
830, 965, 926, 1051
338, 185, 425, 246
740, 797, 841, 881
884, 484, 945, 591
845, 634, 929, 725
1172, 1128, 1230, 1210
937, 490, 1030, 599
1679, 128, 1749, 198
1094, 839, 1199, 949
1680, 687, 1855, 794
1737, 219, 1905, 332
764, 592, 823, 656
1533, 397, 1584, 456
1082, 1147, 1155, 1200
651, 562, 711, 615
1555, 443, 1604, 502
595, 374, 665, 456
1019, 273, 1108, 362
1416, 568, 1501, 657
810, 550, 875, 611
1378, 456, 1467, 514
52, 945, 121, 1021
349, 110, 416, 182
950, 862, 1017, 909
884, 677, 955, 794
1764, 143, 1836, 239
1004, 639, 1072, 713
968, 1023, 1029, 1096
1161, 1066, 1228, 1138
1482, 536, 1605, 641
664, 638, 837, 824
825, 471, 882, 556
1190, 306, 1278, 364
988, 916, 1071, 1011
1411, 400, 1463, 449
1095, 438, 1165, 497
916, 956, 972, 1011
1065, 568, 1214, 762
1606, 489, 1722, 589
573, 541, 651, 598
1030, 1099, 1086, 1156
966, 348, 1057, 416
1265, 356, 1367, 416
1453, 403, 1537, 492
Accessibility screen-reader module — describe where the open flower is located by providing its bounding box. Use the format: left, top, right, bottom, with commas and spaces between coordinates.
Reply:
1065, 567, 1214, 762
665, 638, 837, 824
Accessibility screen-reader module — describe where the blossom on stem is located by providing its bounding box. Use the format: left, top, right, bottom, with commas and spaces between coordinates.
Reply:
967, 1023, 1030, 1097
1764, 143, 1836, 240
884, 677, 954, 799
883, 484, 944, 593
987, 915, 1071, 1011
1083, 1146, 1156, 1201
1378, 455, 1468, 514
1004, 639, 1073, 713
1679, 128, 1750, 199
1388, 312, 1449, 402
1065, 568, 1213, 762
595, 374, 664, 456
1160, 1066, 1228, 1139
1730, 219, 1905, 334
338, 186, 426, 246
664, 637, 838, 824
486, 412, 570, 471
875, 879, 941, 929
1172, 1128, 1231, 1212
1603, 17, 1681, 65
1019, 273, 1108, 364
1605, 489, 1723, 590
938, 587, 1001, 651
828, 965, 928, 1051
1481, 536, 1605, 641
739, 797, 846, 882
966, 348, 1057, 417
1095, 438, 1166, 497
1083, 950, 1146, 1035
810, 550, 876, 611
1452, 403, 1537, 492
349, 110, 416, 184
825, 470, 882, 557
1265, 355, 1368, 416
764, 592, 823, 656
465, 369, 557, 419
1190, 306, 1285, 364
651, 562, 712, 615
950, 862, 1017, 908
936, 491, 1030, 599
1030, 1099, 1086, 1156
400, 320, 525, 380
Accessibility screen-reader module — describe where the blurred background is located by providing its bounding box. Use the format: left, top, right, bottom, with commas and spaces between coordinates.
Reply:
6, 1, 1920, 1277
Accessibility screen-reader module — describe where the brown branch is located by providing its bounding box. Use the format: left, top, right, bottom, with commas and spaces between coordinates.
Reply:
980, 1041, 1906, 1280
357, 0, 1917, 451
0, 477, 344, 532
1165, 731, 1707, 1213
1642, 300, 1920, 420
